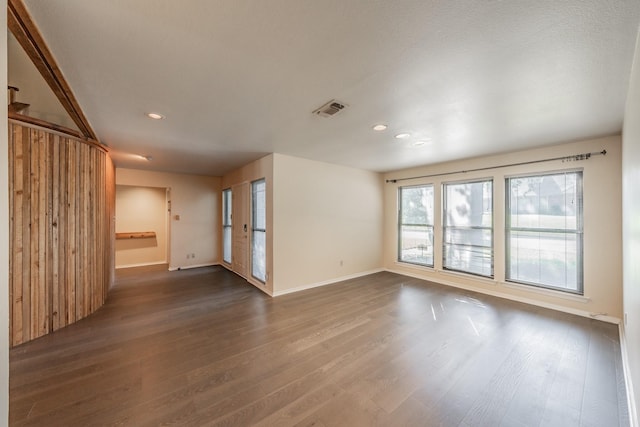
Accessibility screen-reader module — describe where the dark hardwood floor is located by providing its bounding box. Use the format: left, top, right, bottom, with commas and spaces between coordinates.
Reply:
10, 266, 629, 426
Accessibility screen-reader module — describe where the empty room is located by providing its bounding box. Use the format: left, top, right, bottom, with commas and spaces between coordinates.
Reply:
2, 1, 640, 426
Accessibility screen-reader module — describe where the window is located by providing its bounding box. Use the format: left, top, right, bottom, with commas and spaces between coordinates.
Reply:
443, 179, 493, 277
222, 189, 232, 264
506, 171, 583, 294
398, 185, 434, 266
251, 179, 266, 282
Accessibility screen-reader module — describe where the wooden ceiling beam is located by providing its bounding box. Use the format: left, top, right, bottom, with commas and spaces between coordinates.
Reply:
7, 0, 98, 141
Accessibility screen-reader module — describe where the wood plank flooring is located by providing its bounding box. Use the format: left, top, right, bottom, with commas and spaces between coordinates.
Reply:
9, 266, 629, 426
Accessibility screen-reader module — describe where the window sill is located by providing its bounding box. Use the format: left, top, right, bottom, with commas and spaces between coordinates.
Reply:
437, 268, 498, 285
393, 263, 498, 285
499, 281, 591, 303
392, 265, 590, 303
394, 261, 435, 273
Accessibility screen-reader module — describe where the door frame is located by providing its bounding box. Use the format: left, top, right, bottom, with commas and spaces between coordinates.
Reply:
231, 182, 250, 279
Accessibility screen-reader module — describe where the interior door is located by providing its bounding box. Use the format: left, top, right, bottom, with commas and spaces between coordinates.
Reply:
231, 182, 249, 278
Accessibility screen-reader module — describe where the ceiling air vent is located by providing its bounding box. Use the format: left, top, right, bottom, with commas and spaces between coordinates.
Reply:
312, 99, 347, 117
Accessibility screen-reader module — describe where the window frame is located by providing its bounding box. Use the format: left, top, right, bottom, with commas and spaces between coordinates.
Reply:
251, 178, 267, 283
505, 170, 584, 295
442, 178, 494, 278
397, 184, 435, 267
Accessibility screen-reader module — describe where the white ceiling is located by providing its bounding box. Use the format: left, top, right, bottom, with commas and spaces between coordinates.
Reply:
21, 0, 640, 176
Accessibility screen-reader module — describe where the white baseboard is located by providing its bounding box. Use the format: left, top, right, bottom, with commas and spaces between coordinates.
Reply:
272, 268, 384, 297
116, 261, 167, 270
385, 268, 621, 324
619, 324, 639, 427
168, 263, 218, 271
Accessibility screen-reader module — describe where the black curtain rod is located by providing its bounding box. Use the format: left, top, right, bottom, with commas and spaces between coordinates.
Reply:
385, 150, 607, 184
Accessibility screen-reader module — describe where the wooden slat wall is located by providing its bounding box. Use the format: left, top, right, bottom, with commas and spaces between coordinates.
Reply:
8, 121, 115, 347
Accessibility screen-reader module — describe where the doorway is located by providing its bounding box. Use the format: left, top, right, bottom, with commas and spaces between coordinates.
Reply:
115, 185, 170, 269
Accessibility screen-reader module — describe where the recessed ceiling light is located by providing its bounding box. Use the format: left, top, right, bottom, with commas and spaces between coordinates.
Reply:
373, 124, 387, 131
147, 112, 165, 120
395, 133, 411, 139
413, 140, 431, 146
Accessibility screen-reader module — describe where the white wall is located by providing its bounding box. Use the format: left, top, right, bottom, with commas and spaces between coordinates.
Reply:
115, 185, 168, 268
272, 154, 384, 295
384, 136, 623, 321
221, 154, 274, 294
221, 153, 383, 296
1, 2, 10, 424
623, 27, 640, 426
116, 169, 221, 270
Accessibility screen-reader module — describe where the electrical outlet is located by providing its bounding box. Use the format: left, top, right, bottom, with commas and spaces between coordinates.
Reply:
339, 260, 343, 267
191, 253, 196, 258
